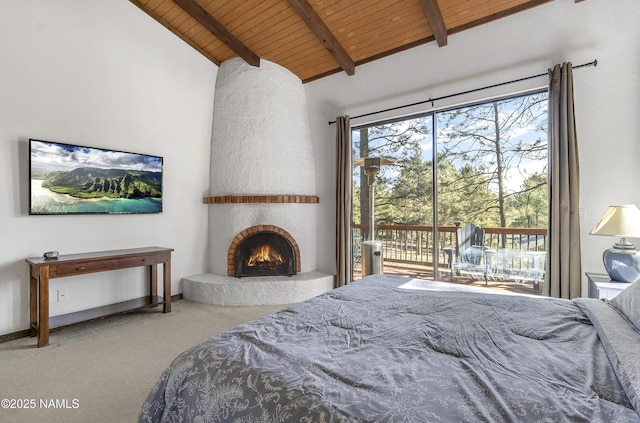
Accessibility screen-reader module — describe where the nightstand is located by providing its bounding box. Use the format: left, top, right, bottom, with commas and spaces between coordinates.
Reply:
586, 272, 631, 300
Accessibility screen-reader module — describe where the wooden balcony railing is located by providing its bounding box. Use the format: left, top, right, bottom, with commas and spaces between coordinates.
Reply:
353, 223, 547, 284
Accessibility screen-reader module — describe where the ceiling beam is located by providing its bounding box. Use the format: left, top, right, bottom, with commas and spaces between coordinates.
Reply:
173, 0, 260, 67
287, 0, 355, 76
420, 0, 448, 47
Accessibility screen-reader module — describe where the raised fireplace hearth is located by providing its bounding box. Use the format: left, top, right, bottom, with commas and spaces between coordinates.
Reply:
230, 225, 299, 278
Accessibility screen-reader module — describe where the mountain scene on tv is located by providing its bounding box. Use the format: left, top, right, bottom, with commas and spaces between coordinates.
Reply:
30, 140, 163, 214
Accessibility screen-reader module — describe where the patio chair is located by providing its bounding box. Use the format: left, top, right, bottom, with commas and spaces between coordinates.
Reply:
485, 248, 546, 291
443, 223, 488, 281
486, 248, 524, 282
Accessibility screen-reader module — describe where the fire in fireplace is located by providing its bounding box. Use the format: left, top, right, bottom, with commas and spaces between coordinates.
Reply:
232, 229, 297, 278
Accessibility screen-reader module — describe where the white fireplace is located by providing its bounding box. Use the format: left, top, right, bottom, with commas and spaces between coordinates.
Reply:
183, 58, 333, 306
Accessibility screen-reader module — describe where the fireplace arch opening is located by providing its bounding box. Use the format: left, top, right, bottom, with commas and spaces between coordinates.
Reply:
228, 225, 301, 278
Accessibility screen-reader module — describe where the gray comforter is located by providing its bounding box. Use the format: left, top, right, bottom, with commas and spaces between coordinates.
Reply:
140, 275, 640, 422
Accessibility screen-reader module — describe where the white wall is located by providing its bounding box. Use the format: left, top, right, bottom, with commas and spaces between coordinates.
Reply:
0, 0, 217, 335
305, 0, 640, 291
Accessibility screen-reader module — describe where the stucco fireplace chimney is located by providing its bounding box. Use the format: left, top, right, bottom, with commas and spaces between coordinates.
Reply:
182, 58, 333, 305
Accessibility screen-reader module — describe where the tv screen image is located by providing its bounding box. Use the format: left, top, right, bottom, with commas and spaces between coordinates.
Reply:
29, 139, 163, 215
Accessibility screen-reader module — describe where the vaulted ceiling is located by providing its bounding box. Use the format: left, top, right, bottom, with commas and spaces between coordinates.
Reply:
130, 0, 582, 83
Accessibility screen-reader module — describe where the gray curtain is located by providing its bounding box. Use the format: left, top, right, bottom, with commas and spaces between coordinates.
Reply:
335, 116, 352, 287
544, 63, 582, 299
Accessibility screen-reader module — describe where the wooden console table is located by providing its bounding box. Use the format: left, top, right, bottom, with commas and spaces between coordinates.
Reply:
26, 247, 173, 347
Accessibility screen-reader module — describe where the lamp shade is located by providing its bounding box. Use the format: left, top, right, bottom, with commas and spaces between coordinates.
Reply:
590, 205, 640, 283
590, 205, 640, 238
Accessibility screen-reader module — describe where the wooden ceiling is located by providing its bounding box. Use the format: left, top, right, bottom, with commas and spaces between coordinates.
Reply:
130, 0, 576, 84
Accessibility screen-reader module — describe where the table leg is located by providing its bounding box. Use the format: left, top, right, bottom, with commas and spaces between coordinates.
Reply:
38, 266, 50, 348
163, 260, 171, 313
150, 263, 158, 299
29, 269, 37, 337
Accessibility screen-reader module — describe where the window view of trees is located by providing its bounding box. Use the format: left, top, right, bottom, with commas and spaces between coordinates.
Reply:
436, 93, 548, 228
352, 91, 548, 289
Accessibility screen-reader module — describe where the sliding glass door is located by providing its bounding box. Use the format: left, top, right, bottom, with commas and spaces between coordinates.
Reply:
352, 115, 434, 279
352, 90, 548, 293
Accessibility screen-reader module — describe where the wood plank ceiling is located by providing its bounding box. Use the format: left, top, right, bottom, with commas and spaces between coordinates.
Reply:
130, 0, 577, 83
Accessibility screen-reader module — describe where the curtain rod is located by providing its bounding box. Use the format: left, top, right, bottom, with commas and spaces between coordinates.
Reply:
328, 59, 598, 125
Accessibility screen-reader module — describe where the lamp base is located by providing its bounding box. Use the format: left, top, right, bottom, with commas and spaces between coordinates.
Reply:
603, 247, 640, 283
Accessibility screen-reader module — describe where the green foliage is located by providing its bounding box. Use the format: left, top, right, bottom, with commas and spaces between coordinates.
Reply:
509, 173, 548, 227
437, 158, 500, 226
41, 167, 162, 199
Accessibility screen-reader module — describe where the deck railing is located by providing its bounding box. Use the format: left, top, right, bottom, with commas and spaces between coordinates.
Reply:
353, 223, 547, 283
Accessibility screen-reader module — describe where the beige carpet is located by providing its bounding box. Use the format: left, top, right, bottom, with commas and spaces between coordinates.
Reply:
0, 299, 287, 423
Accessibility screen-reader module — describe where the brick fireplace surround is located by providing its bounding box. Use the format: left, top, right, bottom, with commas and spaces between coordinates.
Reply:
227, 224, 301, 277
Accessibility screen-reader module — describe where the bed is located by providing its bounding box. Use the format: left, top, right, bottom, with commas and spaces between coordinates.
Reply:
140, 275, 640, 422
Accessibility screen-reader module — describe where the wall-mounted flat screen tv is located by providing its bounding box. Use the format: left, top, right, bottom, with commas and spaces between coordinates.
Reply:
29, 139, 163, 215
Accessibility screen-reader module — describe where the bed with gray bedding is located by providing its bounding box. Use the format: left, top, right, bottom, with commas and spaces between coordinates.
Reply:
140, 275, 640, 422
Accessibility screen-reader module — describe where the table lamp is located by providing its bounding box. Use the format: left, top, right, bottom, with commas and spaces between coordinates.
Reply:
589, 204, 640, 283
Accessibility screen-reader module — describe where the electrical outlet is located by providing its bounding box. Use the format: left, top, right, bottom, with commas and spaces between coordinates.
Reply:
57, 288, 69, 302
